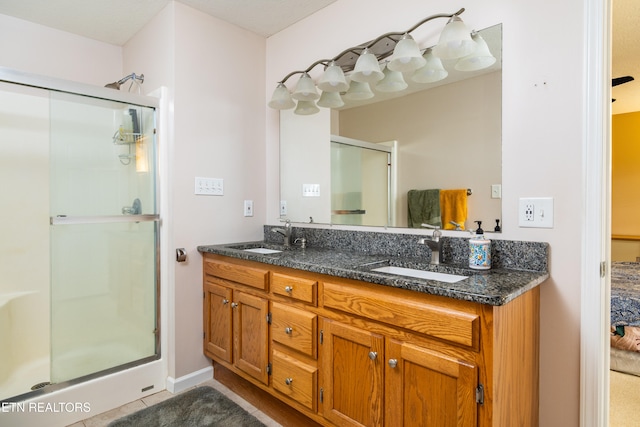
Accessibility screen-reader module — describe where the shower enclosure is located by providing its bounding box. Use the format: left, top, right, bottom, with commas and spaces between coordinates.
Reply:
0, 70, 160, 403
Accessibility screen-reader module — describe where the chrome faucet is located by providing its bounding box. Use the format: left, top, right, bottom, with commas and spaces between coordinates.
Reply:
272, 219, 292, 247
418, 228, 443, 265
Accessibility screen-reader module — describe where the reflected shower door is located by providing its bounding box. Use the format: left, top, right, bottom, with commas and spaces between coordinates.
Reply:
49, 92, 158, 384
331, 139, 391, 226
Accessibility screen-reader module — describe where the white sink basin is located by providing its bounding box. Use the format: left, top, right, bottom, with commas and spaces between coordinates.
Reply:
243, 248, 282, 254
371, 266, 468, 283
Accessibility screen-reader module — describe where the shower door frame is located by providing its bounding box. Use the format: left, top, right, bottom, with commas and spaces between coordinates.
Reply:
0, 67, 166, 407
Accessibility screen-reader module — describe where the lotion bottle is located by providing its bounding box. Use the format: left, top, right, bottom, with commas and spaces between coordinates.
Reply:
469, 221, 491, 270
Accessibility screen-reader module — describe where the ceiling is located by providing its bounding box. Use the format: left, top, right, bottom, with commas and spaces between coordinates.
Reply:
0, 0, 336, 42
0, 0, 638, 113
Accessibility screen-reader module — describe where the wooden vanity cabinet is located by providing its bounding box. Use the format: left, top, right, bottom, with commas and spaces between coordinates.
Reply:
203, 256, 270, 385
202, 254, 540, 427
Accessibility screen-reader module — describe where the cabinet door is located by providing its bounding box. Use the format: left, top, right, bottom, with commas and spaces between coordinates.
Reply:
321, 318, 384, 427
386, 339, 477, 427
234, 291, 270, 385
204, 281, 233, 363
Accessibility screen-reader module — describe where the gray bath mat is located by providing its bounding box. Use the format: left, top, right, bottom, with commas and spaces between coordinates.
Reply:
107, 386, 266, 427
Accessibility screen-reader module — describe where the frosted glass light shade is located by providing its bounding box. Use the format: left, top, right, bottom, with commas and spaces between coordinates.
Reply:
432, 16, 475, 60
317, 62, 349, 92
292, 73, 320, 101
387, 34, 427, 73
268, 83, 295, 109
343, 81, 374, 100
454, 33, 496, 71
317, 91, 344, 108
294, 100, 320, 115
376, 66, 408, 92
350, 48, 384, 83
412, 48, 448, 83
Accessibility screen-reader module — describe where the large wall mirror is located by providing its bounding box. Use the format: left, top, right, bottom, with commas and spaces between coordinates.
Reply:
280, 24, 502, 233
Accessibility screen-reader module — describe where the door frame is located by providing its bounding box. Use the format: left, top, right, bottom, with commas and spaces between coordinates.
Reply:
581, 0, 611, 425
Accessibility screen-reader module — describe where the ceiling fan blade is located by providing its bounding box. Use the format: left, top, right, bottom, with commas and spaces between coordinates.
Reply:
613, 76, 634, 87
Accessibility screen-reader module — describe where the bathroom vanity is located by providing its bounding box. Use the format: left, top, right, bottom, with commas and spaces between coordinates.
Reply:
198, 228, 548, 427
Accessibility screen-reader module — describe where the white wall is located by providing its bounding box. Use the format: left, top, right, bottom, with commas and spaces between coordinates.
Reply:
123, 2, 267, 379
0, 14, 122, 85
266, 1, 585, 425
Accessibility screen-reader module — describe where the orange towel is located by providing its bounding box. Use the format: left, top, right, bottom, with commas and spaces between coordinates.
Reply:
440, 189, 468, 230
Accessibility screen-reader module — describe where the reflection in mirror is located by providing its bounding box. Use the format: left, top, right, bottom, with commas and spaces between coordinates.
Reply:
280, 24, 502, 232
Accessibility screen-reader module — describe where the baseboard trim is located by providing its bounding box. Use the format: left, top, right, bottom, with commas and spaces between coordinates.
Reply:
166, 365, 213, 394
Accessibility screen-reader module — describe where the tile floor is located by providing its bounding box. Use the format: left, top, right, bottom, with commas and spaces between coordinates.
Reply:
67, 378, 282, 427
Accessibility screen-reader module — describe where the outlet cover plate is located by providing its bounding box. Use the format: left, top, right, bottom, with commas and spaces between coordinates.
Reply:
243, 200, 253, 217
518, 197, 554, 228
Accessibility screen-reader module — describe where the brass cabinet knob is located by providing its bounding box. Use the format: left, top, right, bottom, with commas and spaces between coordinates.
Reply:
368, 351, 377, 361
222, 299, 229, 305
285, 377, 294, 385
388, 359, 398, 368
231, 302, 238, 308
285, 286, 293, 293
285, 327, 293, 334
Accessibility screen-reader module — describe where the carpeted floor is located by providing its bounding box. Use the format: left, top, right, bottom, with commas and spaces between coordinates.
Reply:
610, 370, 640, 426
107, 386, 266, 427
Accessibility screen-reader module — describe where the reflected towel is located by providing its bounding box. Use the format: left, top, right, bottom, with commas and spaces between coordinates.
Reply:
440, 189, 468, 230
407, 189, 441, 228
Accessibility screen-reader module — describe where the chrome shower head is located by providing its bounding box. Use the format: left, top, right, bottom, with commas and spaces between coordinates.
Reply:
104, 73, 144, 91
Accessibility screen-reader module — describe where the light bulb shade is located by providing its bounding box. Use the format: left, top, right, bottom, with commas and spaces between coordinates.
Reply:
387, 35, 427, 73
292, 73, 320, 101
454, 33, 496, 71
350, 49, 384, 83
376, 66, 408, 92
268, 83, 295, 109
294, 100, 320, 115
411, 48, 448, 83
317, 62, 349, 92
433, 16, 476, 60
343, 81, 374, 100
317, 91, 345, 108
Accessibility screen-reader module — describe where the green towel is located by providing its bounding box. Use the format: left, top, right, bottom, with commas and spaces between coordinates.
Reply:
407, 189, 441, 228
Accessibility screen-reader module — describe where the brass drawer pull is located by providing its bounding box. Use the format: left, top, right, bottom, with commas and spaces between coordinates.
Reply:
285, 377, 294, 385
285, 327, 293, 334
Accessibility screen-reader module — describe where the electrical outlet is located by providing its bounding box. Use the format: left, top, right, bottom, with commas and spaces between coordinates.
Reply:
519, 197, 554, 228
243, 200, 253, 217
524, 203, 534, 221
280, 200, 287, 216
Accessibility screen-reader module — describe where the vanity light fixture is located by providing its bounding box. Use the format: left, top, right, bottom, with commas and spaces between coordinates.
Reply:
268, 7, 496, 115
454, 32, 497, 71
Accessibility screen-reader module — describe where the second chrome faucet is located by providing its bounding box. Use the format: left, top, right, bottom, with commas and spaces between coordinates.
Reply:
418, 228, 443, 265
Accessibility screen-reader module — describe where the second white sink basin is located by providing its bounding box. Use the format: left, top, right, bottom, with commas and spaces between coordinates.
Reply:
243, 248, 282, 254
371, 266, 468, 283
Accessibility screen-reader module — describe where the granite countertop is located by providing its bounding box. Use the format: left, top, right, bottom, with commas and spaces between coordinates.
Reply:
197, 241, 549, 306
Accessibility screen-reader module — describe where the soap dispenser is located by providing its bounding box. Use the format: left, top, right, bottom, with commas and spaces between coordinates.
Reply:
469, 221, 491, 270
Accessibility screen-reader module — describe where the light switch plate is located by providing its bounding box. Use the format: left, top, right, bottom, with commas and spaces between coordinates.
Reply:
302, 184, 320, 197
195, 177, 223, 196
518, 197, 554, 228
243, 200, 253, 217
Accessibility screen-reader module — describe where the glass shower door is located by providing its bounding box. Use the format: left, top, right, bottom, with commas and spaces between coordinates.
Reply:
49, 92, 159, 384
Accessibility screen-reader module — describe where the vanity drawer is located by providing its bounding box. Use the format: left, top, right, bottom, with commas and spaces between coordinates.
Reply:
322, 280, 479, 349
271, 302, 317, 358
271, 349, 317, 411
204, 258, 268, 291
272, 272, 317, 305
